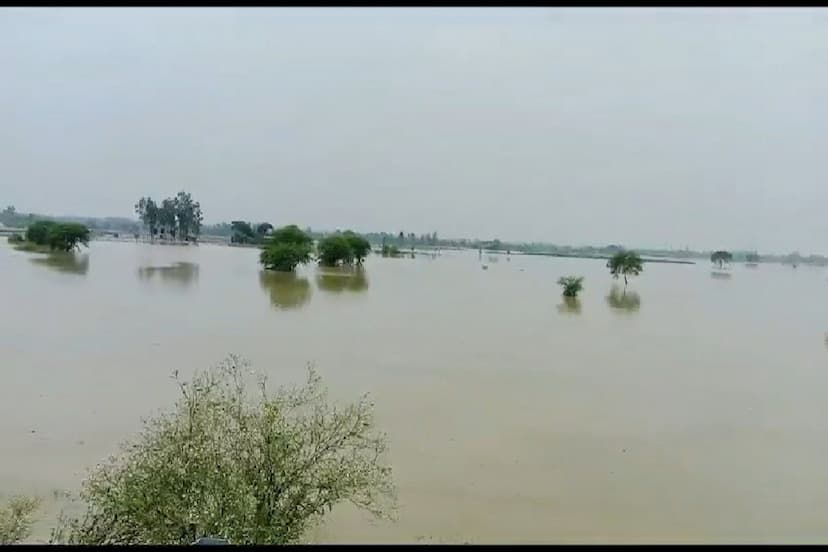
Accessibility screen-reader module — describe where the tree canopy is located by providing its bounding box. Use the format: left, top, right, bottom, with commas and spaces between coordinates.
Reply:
711, 250, 733, 268
259, 225, 313, 272
606, 250, 643, 286
51, 356, 395, 544
135, 192, 202, 241
24, 220, 90, 252
317, 231, 371, 267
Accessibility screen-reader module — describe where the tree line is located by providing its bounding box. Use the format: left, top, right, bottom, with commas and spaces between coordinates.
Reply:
259, 225, 372, 272
11, 220, 90, 252
133, 192, 203, 241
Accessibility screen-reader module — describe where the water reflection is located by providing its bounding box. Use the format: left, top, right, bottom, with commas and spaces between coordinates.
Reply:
556, 296, 582, 315
258, 271, 312, 310
30, 253, 89, 275
606, 285, 641, 312
137, 262, 199, 287
316, 267, 369, 293
710, 270, 732, 280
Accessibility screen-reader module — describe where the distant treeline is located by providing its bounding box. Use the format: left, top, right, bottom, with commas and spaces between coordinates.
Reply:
3, 206, 826, 265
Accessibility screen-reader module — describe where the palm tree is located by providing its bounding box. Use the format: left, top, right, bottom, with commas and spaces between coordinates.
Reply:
606, 250, 643, 288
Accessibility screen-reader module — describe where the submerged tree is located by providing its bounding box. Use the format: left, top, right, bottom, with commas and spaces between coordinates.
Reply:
557, 276, 584, 298
317, 235, 354, 267
710, 250, 733, 269
606, 250, 643, 287
51, 355, 395, 545
259, 225, 313, 272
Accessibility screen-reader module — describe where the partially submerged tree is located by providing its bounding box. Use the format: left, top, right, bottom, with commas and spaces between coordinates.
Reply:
259, 225, 313, 272
606, 250, 643, 287
317, 235, 354, 267
557, 276, 584, 298
710, 250, 733, 269
342, 231, 370, 264
24, 220, 89, 251
51, 356, 395, 545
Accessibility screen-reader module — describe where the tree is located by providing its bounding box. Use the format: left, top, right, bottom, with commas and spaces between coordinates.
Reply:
259, 225, 313, 272
256, 222, 273, 238
134, 197, 159, 238
342, 231, 370, 264
0, 496, 39, 544
50, 355, 395, 545
606, 250, 643, 287
710, 250, 733, 268
173, 191, 202, 241
25, 220, 58, 245
557, 276, 584, 297
46, 222, 90, 252
159, 199, 177, 240
317, 235, 354, 267
231, 221, 256, 244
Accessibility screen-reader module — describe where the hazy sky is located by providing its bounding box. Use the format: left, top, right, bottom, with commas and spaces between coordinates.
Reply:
2, 8, 827, 253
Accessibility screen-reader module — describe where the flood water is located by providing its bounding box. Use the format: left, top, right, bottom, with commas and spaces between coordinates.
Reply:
2, 239, 828, 543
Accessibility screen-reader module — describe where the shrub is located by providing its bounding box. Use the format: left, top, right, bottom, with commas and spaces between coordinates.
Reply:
51, 355, 395, 544
0, 496, 40, 544
557, 276, 584, 297
47, 222, 90, 252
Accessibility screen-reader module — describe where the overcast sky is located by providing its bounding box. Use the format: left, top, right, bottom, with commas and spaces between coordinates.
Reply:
2, 8, 827, 253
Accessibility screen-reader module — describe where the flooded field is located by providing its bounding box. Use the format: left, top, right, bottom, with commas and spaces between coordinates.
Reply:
2, 239, 827, 543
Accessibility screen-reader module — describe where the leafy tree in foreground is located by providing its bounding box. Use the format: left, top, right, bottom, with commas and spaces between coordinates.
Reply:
0, 496, 39, 544
259, 225, 313, 272
51, 355, 395, 545
606, 250, 643, 287
557, 276, 584, 297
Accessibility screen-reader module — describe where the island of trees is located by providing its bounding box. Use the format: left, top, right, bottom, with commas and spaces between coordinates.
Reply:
133, 192, 203, 242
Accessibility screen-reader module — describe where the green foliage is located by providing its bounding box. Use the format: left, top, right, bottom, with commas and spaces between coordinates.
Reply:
317, 235, 354, 267
25, 220, 58, 245
51, 355, 395, 545
260, 225, 313, 272
46, 222, 90, 252
557, 275, 584, 297
342, 231, 370, 264
317, 231, 371, 267
231, 221, 256, 244
710, 250, 733, 268
23, 220, 89, 251
606, 250, 643, 286
135, 192, 202, 241
0, 495, 40, 544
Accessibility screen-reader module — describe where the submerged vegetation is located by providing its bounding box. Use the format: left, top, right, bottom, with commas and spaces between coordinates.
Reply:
14, 220, 90, 252
606, 250, 643, 287
557, 276, 584, 297
710, 250, 733, 269
317, 231, 371, 267
134, 192, 203, 242
50, 355, 395, 545
259, 225, 314, 272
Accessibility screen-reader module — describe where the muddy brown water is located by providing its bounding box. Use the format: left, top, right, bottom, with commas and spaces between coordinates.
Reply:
2, 240, 827, 543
